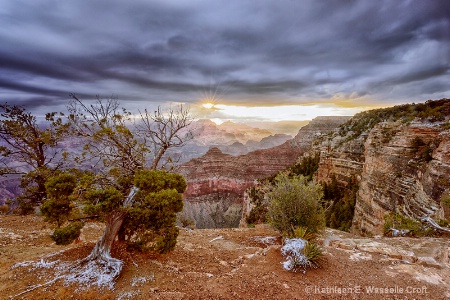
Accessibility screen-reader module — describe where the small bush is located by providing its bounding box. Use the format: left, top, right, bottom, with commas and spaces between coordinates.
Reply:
291, 226, 314, 241
437, 219, 450, 228
303, 242, 323, 268
0, 204, 9, 214
51, 221, 84, 245
178, 214, 196, 229
245, 185, 269, 225
383, 212, 434, 237
267, 173, 325, 237
442, 194, 450, 209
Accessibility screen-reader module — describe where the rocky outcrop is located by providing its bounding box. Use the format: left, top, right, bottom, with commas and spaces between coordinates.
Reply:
353, 121, 450, 234
179, 116, 350, 228
315, 105, 450, 235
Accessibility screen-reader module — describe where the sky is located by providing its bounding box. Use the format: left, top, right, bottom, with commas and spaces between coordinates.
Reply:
0, 0, 449, 123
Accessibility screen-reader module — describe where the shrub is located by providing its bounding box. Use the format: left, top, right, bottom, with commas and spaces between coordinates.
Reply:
290, 152, 320, 180
51, 221, 84, 245
442, 194, 450, 209
303, 242, 323, 268
291, 226, 314, 241
322, 176, 357, 232
0, 204, 9, 214
383, 212, 436, 237
281, 238, 323, 273
245, 185, 269, 225
267, 173, 325, 237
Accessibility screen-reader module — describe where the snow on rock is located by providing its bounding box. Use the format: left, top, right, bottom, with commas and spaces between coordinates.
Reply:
251, 236, 279, 245
280, 238, 308, 272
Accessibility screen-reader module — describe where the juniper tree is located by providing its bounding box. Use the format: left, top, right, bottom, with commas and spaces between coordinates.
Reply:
64, 94, 192, 283
0, 103, 69, 213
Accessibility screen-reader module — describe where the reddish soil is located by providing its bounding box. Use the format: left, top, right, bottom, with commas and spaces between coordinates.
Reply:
0, 215, 448, 299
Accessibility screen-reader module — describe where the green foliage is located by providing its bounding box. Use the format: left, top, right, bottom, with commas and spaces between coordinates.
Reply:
83, 187, 124, 217
267, 173, 325, 237
50, 221, 84, 245
337, 98, 450, 143
121, 170, 186, 253
245, 186, 268, 225
41, 172, 77, 227
443, 194, 450, 209
303, 242, 323, 268
290, 153, 320, 180
437, 219, 450, 228
382, 212, 433, 236
0, 103, 69, 213
409, 137, 434, 162
291, 226, 314, 241
323, 176, 358, 232
246, 152, 321, 226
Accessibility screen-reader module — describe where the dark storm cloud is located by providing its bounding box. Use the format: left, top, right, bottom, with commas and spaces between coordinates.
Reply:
0, 0, 449, 114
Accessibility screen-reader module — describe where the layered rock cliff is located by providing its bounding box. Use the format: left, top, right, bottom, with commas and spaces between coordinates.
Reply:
315, 99, 450, 235
179, 116, 350, 228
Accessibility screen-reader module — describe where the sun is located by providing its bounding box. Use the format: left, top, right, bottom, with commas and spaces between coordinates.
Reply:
202, 102, 215, 109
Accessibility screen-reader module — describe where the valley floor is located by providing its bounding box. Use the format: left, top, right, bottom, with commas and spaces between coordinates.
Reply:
0, 215, 449, 299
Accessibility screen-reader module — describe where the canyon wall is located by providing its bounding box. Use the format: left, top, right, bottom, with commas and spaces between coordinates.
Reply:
316, 118, 450, 235
179, 116, 350, 228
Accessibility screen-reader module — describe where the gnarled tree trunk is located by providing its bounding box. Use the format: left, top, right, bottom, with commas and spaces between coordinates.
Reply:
82, 187, 138, 279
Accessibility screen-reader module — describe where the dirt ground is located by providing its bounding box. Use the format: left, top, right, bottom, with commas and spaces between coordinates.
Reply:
0, 215, 449, 300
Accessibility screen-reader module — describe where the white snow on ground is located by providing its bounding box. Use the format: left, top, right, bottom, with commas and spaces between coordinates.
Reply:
251, 236, 279, 245
280, 238, 308, 272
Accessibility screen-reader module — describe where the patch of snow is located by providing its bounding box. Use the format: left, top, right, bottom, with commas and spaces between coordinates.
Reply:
280, 238, 308, 273
117, 290, 140, 300
251, 236, 279, 245
349, 252, 372, 261
131, 274, 154, 287
209, 236, 223, 242
390, 228, 410, 237
414, 272, 445, 285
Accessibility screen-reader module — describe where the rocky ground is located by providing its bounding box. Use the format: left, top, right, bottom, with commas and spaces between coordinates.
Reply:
0, 215, 449, 300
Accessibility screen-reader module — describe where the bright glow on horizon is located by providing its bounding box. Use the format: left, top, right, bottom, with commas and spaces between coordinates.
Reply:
210, 118, 224, 125
206, 103, 362, 122
202, 102, 215, 109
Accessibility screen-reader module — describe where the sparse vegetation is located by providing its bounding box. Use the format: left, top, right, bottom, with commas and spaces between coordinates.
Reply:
337, 98, 450, 144
303, 242, 323, 268
245, 185, 269, 225
50, 221, 84, 245
409, 136, 434, 162
291, 226, 314, 241
246, 152, 321, 226
0, 103, 70, 213
290, 152, 320, 181
267, 173, 325, 237
323, 175, 358, 232
383, 212, 436, 237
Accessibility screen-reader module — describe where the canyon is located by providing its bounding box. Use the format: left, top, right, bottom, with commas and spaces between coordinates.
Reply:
179, 116, 350, 228
316, 118, 450, 235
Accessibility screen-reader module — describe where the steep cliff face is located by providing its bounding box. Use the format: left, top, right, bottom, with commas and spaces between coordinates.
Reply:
353, 121, 450, 234
180, 116, 350, 228
315, 100, 450, 235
